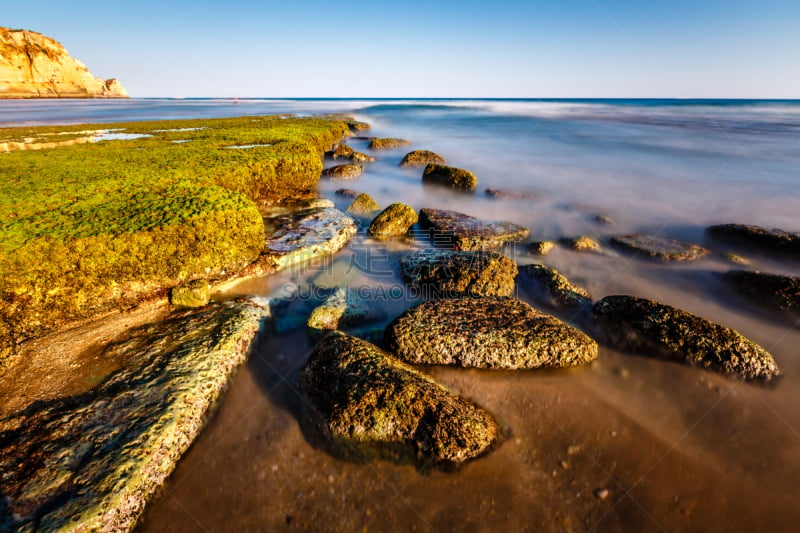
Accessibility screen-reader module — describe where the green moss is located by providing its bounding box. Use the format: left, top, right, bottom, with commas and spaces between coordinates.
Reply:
0, 115, 351, 358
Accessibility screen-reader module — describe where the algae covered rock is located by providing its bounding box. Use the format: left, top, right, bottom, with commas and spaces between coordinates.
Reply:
170, 279, 210, 307
350, 151, 375, 163
399, 150, 446, 168
422, 163, 478, 192
299, 332, 499, 468
367, 203, 419, 239
307, 287, 386, 336
562, 235, 601, 252
346, 193, 380, 215
401, 249, 518, 298
419, 208, 529, 251
528, 240, 556, 256
722, 270, 800, 315
331, 144, 354, 159
368, 137, 412, 150
262, 207, 357, 271
706, 223, 800, 258
322, 164, 364, 180
517, 264, 591, 310
591, 295, 780, 381
385, 297, 598, 369
0, 299, 268, 531
485, 188, 538, 200
610, 234, 708, 261
335, 188, 361, 199
348, 121, 371, 132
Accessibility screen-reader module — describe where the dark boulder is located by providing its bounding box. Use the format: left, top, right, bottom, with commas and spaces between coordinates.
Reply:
722, 270, 800, 316
706, 223, 800, 258
517, 264, 591, 310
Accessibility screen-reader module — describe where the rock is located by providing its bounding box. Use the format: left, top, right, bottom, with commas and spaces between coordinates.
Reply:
591, 214, 613, 225
591, 295, 780, 381
299, 332, 499, 468
0, 27, 128, 98
722, 270, 800, 315
594, 488, 610, 501
335, 188, 361, 199
721, 252, 750, 265
610, 234, 708, 261
485, 188, 538, 200
346, 193, 380, 215
401, 250, 518, 298
331, 144, 354, 159
421, 163, 478, 192
350, 136, 376, 142
528, 241, 556, 256
399, 150, 446, 167
321, 164, 364, 180
517, 264, 591, 310
307, 287, 386, 336
706, 223, 800, 258
0, 299, 267, 531
350, 151, 375, 163
285, 197, 335, 210
562, 236, 601, 252
419, 208, 529, 251
368, 138, 412, 150
262, 207, 357, 271
368, 203, 419, 239
170, 279, 210, 307
348, 121, 371, 131
385, 297, 598, 369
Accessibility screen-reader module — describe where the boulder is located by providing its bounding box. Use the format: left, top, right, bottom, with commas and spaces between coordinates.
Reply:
610, 234, 708, 261
706, 223, 800, 258
350, 151, 375, 163
367, 203, 419, 239
331, 144, 354, 160
262, 207, 357, 271
418, 208, 529, 251
517, 264, 591, 310
722, 270, 800, 315
322, 164, 364, 180
421, 163, 478, 191
335, 188, 361, 199
561, 236, 601, 252
484, 188, 538, 200
348, 121, 371, 131
368, 138, 412, 150
299, 332, 500, 468
591, 295, 780, 381
385, 297, 598, 369
401, 250, 517, 298
721, 252, 750, 265
170, 279, 210, 307
307, 287, 386, 337
399, 150, 446, 168
528, 240, 556, 256
346, 193, 380, 215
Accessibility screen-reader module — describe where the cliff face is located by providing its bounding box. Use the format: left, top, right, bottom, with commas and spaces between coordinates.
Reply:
0, 27, 128, 98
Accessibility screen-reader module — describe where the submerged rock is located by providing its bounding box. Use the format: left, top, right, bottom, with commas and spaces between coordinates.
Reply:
170, 279, 210, 307
722, 270, 800, 316
350, 151, 375, 163
348, 121, 371, 131
335, 188, 361, 199
610, 234, 708, 261
368, 203, 419, 239
706, 223, 800, 258
591, 214, 613, 226
346, 193, 380, 215
307, 287, 386, 336
591, 295, 780, 381
262, 207, 357, 271
528, 240, 556, 256
484, 188, 538, 200
399, 150, 446, 167
331, 143, 354, 159
299, 332, 499, 468
368, 138, 412, 150
721, 252, 751, 265
0, 300, 267, 531
562, 236, 601, 252
401, 250, 518, 298
385, 297, 598, 369
322, 164, 364, 180
418, 208, 529, 251
421, 163, 478, 191
517, 264, 591, 310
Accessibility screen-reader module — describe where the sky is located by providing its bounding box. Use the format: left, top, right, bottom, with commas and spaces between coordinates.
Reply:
3, 0, 800, 98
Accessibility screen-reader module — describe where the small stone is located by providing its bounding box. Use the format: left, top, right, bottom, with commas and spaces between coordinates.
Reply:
567, 445, 581, 455
594, 488, 610, 501
307, 287, 385, 336
517, 264, 591, 310
485, 188, 538, 200
367, 203, 418, 239
591, 214, 613, 225
331, 144, 354, 160
562, 236, 601, 252
368, 138, 412, 150
322, 164, 364, 180
346, 193, 379, 215
422, 164, 478, 192
528, 241, 556, 256
721, 252, 750, 265
399, 150, 446, 167
350, 151, 375, 163
335, 188, 361, 199
170, 279, 210, 307
610, 234, 708, 261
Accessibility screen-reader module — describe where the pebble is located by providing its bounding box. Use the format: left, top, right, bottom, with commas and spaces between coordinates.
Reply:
594, 488, 610, 501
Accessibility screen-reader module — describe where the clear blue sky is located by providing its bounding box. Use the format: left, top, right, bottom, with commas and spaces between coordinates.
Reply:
4, 0, 799, 98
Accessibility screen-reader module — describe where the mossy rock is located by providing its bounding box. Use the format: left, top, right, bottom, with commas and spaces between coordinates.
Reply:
528, 241, 556, 256
170, 279, 211, 307
706, 223, 800, 258
367, 203, 418, 239
350, 151, 375, 163
561, 235, 601, 252
399, 150, 446, 168
346, 193, 380, 215
421, 163, 477, 192
591, 295, 780, 381
348, 121, 371, 132
517, 264, 591, 310
331, 144, 354, 159
610, 234, 708, 261
321, 164, 364, 180
299, 332, 500, 468
418, 208, 529, 251
401, 249, 518, 298
385, 297, 598, 369
722, 270, 800, 315
306, 287, 386, 338
368, 138, 411, 150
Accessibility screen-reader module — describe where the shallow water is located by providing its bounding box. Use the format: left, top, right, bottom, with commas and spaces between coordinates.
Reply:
4, 99, 799, 531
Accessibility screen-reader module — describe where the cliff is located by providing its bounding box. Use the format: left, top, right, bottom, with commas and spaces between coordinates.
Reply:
0, 27, 128, 98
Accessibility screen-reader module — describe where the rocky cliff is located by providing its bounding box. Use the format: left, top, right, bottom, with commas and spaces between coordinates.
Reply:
0, 27, 128, 98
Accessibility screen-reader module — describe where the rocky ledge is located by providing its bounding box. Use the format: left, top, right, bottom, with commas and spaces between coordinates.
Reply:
0, 299, 268, 531
299, 332, 499, 469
